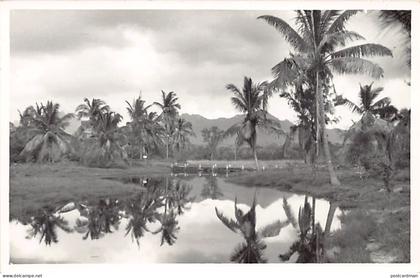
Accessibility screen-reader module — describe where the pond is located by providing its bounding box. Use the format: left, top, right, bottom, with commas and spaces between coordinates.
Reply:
10, 175, 342, 263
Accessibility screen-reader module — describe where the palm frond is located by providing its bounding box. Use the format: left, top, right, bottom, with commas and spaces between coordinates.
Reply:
258, 15, 309, 52
329, 57, 385, 79
230, 240, 267, 263
231, 97, 247, 113
271, 58, 301, 89
223, 123, 242, 139
215, 207, 241, 234
319, 31, 365, 51
258, 220, 288, 238
328, 10, 360, 33
335, 97, 363, 114
331, 43, 393, 59
283, 198, 298, 229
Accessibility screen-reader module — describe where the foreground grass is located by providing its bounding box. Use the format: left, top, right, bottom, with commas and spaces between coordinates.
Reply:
227, 165, 410, 263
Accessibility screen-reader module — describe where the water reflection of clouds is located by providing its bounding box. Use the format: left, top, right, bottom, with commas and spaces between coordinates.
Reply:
10, 177, 342, 263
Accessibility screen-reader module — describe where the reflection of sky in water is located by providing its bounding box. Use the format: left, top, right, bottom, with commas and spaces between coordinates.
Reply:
10, 176, 342, 263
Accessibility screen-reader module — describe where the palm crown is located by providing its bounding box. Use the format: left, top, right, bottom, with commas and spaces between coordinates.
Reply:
336, 82, 397, 119
75, 98, 110, 127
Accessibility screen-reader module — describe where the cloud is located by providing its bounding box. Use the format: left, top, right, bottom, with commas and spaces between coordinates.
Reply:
9, 10, 411, 130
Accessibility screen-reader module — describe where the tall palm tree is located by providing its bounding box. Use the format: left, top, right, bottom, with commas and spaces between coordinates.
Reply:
335, 82, 398, 120
19, 101, 74, 163
75, 98, 110, 129
201, 126, 225, 160
26, 206, 73, 245
125, 95, 153, 158
143, 112, 166, 156
85, 111, 127, 165
173, 118, 195, 154
225, 77, 281, 170
259, 10, 393, 186
215, 196, 289, 263
153, 91, 181, 159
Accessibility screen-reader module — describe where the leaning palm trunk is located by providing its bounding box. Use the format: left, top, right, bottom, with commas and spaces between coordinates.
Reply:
324, 202, 337, 234
316, 73, 340, 186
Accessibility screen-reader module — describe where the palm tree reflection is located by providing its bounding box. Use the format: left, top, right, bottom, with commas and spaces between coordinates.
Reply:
215, 196, 288, 263
75, 198, 121, 240
151, 178, 186, 246
26, 206, 72, 245
279, 196, 325, 263
201, 176, 223, 200
124, 188, 164, 246
167, 180, 193, 215
153, 210, 180, 246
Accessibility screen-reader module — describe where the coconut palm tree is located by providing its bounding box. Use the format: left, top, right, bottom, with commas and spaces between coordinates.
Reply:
279, 85, 317, 161
95, 112, 125, 161
201, 126, 225, 160
143, 111, 166, 156
75, 98, 110, 129
215, 195, 289, 263
153, 91, 181, 159
19, 101, 74, 163
125, 95, 153, 158
81, 111, 127, 167
225, 77, 281, 170
26, 206, 73, 245
335, 82, 398, 120
259, 10, 393, 186
173, 118, 195, 154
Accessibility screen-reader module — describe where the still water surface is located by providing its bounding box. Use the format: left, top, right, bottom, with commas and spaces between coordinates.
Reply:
10, 176, 342, 263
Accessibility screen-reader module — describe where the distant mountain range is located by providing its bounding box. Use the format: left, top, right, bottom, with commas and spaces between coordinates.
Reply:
180, 113, 345, 147
65, 113, 345, 146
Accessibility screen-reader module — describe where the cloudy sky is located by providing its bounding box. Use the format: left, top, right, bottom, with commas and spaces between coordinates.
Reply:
10, 9, 410, 129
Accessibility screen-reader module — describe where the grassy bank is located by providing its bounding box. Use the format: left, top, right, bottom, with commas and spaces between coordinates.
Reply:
9, 160, 171, 221
227, 165, 410, 263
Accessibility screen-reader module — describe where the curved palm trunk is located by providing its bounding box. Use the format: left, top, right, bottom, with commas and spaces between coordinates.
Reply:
324, 202, 337, 234
316, 72, 341, 186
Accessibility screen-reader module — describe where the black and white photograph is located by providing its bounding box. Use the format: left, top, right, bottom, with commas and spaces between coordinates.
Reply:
0, 1, 418, 277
